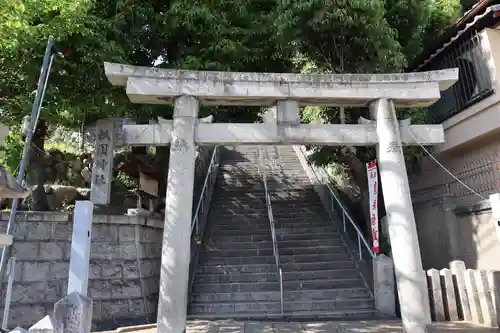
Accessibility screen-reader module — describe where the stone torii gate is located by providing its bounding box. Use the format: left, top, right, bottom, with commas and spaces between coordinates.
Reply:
104, 62, 458, 333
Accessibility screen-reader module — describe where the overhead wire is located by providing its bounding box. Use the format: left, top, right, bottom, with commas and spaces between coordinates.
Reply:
408, 129, 487, 201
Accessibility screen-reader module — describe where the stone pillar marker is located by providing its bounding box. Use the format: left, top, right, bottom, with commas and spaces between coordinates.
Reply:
370, 98, 431, 333
67, 200, 94, 296
53, 292, 93, 333
157, 95, 199, 333
373, 254, 396, 316
90, 119, 115, 205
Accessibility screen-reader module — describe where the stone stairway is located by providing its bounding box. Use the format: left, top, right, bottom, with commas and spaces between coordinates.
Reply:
188, 145, 380, 320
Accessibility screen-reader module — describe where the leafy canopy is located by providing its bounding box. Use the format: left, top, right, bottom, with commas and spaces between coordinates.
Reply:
0, 0, 297, 128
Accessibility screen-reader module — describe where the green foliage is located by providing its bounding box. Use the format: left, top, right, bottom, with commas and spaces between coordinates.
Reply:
288, 0, 461, 174
0, 0, 463, 194
0, 127, 24, 175
0, 0, 129, 128
423, 0, 462, 47
276, 0, 405, 73
0, 0, 301, 133
113, 171, 137, 192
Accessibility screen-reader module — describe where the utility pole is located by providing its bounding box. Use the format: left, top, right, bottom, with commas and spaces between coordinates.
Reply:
0, 36, 55, 281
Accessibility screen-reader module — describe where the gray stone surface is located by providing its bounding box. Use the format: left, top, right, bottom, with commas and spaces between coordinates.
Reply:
111, 68, 456, 107
370, 99, 431, 333
439, 269, 458, 321
110, 320, 500, 333
276, 101, 300, 125
450, 261, 472, 322
53, 292, 92, 333
373, 255, 396, 317
188, 146, 379, 320
427, 269, 445, 321
0, 212, 163, 330
104, 62, 458, 91
157, 96, 198, 333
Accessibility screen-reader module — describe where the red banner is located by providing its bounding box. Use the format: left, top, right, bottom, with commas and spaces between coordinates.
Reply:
367, 161, 380, 254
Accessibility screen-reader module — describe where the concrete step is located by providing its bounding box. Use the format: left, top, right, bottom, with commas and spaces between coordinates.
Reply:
211, 220, 332, 230
276, 226, 337, 234
188, 298, 374, 314
208, 232, 341, 243
212, 202, 325, 209
192, 281, 277, 294
186, 308, 383, 321
215, 190, 318, 198
203, 238, 344, 250
196, 260, 356, 274
210, 223, 333, 232
189, 145, 375, 321
194, 269, 360, 284
208, 229, 272, 237
202, 245, 347, 258
202, 253, 350, 266
188, 300, 282, 314
195, 272, 279, 284
209, 226, 336, 237
283, 278, 365, 290
210, 208, 327, 215
207, 224, 338, 235
192, 277, 362, 293
190, 287, 371, 303
209, 213, 332, 220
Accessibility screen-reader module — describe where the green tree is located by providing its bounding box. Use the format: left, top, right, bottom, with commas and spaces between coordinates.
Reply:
0, 0, 295, 209
272, 0, 460, 249
275, 0, 461, 171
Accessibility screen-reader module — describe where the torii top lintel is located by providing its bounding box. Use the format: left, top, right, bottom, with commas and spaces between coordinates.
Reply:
104, 62, 458, 108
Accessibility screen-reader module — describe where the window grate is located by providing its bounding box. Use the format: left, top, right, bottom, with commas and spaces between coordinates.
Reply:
424, 32, 494, 124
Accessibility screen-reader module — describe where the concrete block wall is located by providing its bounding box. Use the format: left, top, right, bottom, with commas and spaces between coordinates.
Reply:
0, 212, 163, 330
413, 195, 500, 272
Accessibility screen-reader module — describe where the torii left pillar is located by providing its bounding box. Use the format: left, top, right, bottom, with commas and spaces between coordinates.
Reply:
157, 95, 198, 333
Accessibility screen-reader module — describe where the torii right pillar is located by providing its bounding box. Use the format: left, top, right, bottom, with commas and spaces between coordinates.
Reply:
370, 98, 432, 333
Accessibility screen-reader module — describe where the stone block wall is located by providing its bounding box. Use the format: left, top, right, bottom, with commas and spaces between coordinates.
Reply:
413, 195, 500, 272
89, 215, 162, 330
0, 212, 163, 330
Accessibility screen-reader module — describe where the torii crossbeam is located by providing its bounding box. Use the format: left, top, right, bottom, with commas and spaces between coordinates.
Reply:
103, 62, 458, 333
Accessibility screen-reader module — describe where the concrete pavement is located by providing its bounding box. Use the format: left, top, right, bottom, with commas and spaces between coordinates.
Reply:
109, 320, 500, 333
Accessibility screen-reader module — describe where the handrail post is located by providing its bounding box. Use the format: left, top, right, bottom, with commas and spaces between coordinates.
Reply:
258, 146, 284, 316
189, 146, 221, 288
297, 146, 375, 260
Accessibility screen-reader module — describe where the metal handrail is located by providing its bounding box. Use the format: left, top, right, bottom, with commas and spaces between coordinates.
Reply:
298, 146, 375, 260
191, 146, 220, 237
257, 146, 284, 315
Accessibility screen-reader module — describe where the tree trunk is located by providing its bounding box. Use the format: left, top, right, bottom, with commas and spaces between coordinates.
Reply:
26, 119, 49, 211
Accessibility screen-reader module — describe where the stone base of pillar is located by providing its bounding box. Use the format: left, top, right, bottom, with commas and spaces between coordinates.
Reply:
373, 254, 396, 317
28, 292, 92, 333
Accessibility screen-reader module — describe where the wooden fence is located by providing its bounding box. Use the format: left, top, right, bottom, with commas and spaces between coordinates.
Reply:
426, 260, 500, 327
